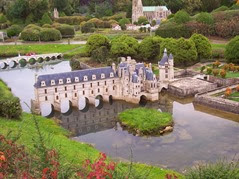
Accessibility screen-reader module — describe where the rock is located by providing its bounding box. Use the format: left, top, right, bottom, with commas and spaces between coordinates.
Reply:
163, 126, 173, 133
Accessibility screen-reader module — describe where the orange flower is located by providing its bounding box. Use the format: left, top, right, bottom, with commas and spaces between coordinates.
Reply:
0, 152, 6, 162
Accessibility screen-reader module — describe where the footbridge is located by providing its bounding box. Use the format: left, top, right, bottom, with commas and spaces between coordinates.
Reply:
0, 53, 63, 70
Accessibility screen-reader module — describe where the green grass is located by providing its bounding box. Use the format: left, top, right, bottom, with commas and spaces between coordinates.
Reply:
0, 80, 13, 98
0, 44, 82, 58
63, 45, 87, 59
119, 108, 173, 135
229, 91, 239, 102
211, 43, 227, 50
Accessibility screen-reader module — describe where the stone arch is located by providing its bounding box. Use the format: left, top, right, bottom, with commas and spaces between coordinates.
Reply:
139, 95, 147, 106
78, 97, 89, 112
95, 95, 103, 110
45, 57, 50, 61
29, 58, 36, 65
40, 102, 54, 117
19, 59, 27, 67
51, 56, 56, 60
0, 62, 8, 69
37, 57, 44, 63
60, 99, 72, 114
57, 55, 62, 59
9, 60, 18, 68
109, 95, 113, 105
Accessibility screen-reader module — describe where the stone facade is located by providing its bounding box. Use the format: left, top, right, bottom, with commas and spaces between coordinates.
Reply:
34, 52, 174, 113
132, 0, 171, 23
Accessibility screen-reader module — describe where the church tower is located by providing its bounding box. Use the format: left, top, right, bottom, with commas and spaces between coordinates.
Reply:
132, 0, 144, 23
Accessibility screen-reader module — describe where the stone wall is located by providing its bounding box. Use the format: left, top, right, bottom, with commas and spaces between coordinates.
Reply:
194, 85, 239, 114
208, 76, 239, 87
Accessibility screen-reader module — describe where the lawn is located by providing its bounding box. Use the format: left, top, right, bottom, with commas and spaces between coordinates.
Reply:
211, 43, 227, 50
229, 91, 239, 102
119, 107, 173, 135
0, 79, 12, 98
0, 44, 82, 58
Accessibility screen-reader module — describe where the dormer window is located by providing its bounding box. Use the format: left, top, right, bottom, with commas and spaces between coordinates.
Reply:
75, 77, 79, 82
51, 80, 55, 86
59, 79, 63, 84
66, 78, 71, 83
84, 76, 88, 81
41, 81, 46, 87
110, 72, 114, 77
92, 75, 96, 80
101, 73, 105, 79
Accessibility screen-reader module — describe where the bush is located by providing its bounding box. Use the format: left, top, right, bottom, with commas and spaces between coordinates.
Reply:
20, 25, 42, 41
0, 14, 7, 23
190, 33, 212, 60
111, 35, 139, 57
214, 17, 239, 38
87, 18, 104, 28
55, 16, 87, 25
70, 58, 82, 71
155, 22, 191, 38
42, 24, 52, 28
220, 69, 227, 78
213, 6, 230, 12
212, 49, 225, 59
86, 34, 110, 55
225, 36, 239, 63
39, 28, 61, 41
167, 14, 174, 19
81, 22, 95, 33
174, 10, 190, 24
212, 69, 220, 76
6, 25, 22, 38
207, 67, 213, 74
40, 13, 52, 25
138, 16, 148, 24
138, 36, 163, 60
185, 21, 214, 36
196, 12, 214, 25
91, 46, 109, 63
119, 18, 130, 28
200, 66, 206, 73
56, 24, 75, 38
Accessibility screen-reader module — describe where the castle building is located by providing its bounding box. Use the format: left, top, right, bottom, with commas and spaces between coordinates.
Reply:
34, 51, 174, 112
132, 0, 171, 23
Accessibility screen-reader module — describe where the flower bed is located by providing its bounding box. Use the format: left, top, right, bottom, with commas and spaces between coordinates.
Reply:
118, 108, 173, 135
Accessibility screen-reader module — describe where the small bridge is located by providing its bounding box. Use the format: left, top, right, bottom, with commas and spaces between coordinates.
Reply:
0, 53, 63, 70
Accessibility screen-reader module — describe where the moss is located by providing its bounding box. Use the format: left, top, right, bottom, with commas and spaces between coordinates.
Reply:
118, 108, 173, 135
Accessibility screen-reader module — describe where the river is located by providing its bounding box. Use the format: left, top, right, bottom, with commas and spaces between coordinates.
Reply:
0, 60, 238, 172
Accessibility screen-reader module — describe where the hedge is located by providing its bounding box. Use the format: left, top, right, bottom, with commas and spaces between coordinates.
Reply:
55, 16, 87, 25
225, 36, 239, 63
56, 24, 75, 38
7, 25, 22, 38
39, 28, 62, 41
21, 28, 41, 41
81, 22, 95, 33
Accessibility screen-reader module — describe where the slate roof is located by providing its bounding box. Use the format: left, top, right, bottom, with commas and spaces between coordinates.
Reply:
132, 72, 138, 83
146, 70, 154, 81
143, 6, 168, 12
34, 67, 116, 88
159, 52, 169, 65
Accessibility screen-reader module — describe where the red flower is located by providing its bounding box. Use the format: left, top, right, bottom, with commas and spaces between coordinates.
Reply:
42, 168, 49, 175
51, 170, 58, 179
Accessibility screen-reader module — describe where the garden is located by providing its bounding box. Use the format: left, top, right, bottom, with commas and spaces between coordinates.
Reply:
224, 86, 239, 102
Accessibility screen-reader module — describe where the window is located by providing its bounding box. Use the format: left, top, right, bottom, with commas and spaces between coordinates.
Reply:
66, 78, 71, 83
82, 84, 84, 88
165, 69, 168, 73
75, 77, 79, 82
92, 75, 96, 80
59, 79, 63, 84
65, 93, 67, 98
113, 80, 115, 84
106, 88, 108, 92
90, 83, 92, 87
84, 76, 88, 81
110, 72, 114, 77
56, 96, 59, 100
101, 73, 105, 79
97, 82, 99, 86
113, 86, 115, 90
98, 89, 100, 93
83, 91, 85, 95
105, 81, 107, 85
55, 88, 57, 93
45, 96, 48, 101
65, 86, 67, 91
51, 80, 55, 85
41, 81, 46, 87
91, 90, 94, 94
74, 85, 76, 90
44, 89, 47, 94
75, 93, 77, 97
165, 74, 168, 78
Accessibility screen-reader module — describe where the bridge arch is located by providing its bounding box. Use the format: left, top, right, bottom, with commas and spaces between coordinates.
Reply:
139, 95, 147, 106
9, 60, 18, 68
78, 97, 89, 112
19, 59, 27, 67
37, 57, 44, 63
0, 62, 8, 69
45, 57, 50, 61
40, 102, 54, 117
29, 58, 36, 65
60, 99, 72, 114
109, 95, 113, 105
95, 95, 103, 110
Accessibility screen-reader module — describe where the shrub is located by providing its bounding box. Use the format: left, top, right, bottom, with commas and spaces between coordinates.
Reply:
40, 13, 52, 25
207, 67, 213, 74
138, 16, 148, 24
225, 36, 239, 63
190, 33, 212, 60
174, 10, 190, 24
87, 18, 104, 28
200, 66, 206, 73
155, 22, 191, 38
108, 20, 118, 25
6, 25, 22, 38
55, 16, 87, 25
20, 25, 42, 41
213, 6, 230, 12
212, 49, 225, 59
225, 87, 232, 97
81, 22, 95, 33
236, 85, 239, 92
0, 14, 7, 23
167, 14, 174, 19
119, 18, 130, 28
213, 60, 221, 68
212, 69, 220, 76
86, 34, 110, 55
220, 69, 227, 78
111, 35, 139, 57
39, 28, 61, 41
214, 17, 239, 38
151, 20, 156, 26
196, 12, 214, 25
70, 59, 82, 71
185, 21, 214, 36
55, 24, 75, 38
42, 24, 52, 28
138, 36, 163, 60
91, 46, 109, 63
223, 64, 229, 71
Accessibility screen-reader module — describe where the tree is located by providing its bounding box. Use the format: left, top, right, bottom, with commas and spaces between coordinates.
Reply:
40, 13, 52, 25
183, 0, 203, 14
225, 35, 239, 63
118, 18, 130, 29
91, 46, 110, 63
7, 25, 22, 37
86, 34, 110, 55
138, 16, 148, 25
53, 0, 72, 15
166, 0, 184, 13
7, 0, 29, 20
111, 35, 139, 57
190, 33, 212, 60
81, 22, 95, 33
174, 10, 190, 24
196, 12, 213, 24
138, 36, 163, 60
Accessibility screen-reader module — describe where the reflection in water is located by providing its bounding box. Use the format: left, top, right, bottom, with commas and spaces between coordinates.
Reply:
0, 60, 239, 172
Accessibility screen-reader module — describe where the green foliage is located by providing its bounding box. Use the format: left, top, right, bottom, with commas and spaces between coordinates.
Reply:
118, 107, 173, 135
29, 58, 36, 65
151, 20, 156, 26
138, 16, 148, 24
6, 25, 22, 37
0, 80, 22, 119
200, 66, 206, 72
167, 14, 174, 19
80, 21, 95, 33
20, 25, 41, 41
174, 10, 190, 24
207, 67, 213, 74
42, 24, 52, 28
186, 160, 239, 179
86, 34, 110, 55
225, 36, 239, 63
0, 14, 7, 23
87, 18, 104, 28
111, 35, 139, 57
91, 46, 110, 63
155, 22, 191, 38
25, 13, 35, 25
138, 36, 163, 60
40, 13, 52, 25
39, 28, 61, 41
55, 16, 87, 25
190, 33, 212, 60
196, 12, 214, 24
70, 58, 82, 71
56, 24, 75, 38
118, 18, 130, 28
213, 5, 230, 12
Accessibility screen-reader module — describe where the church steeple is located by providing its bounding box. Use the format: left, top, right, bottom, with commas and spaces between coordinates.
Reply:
132, 0, 144, 23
